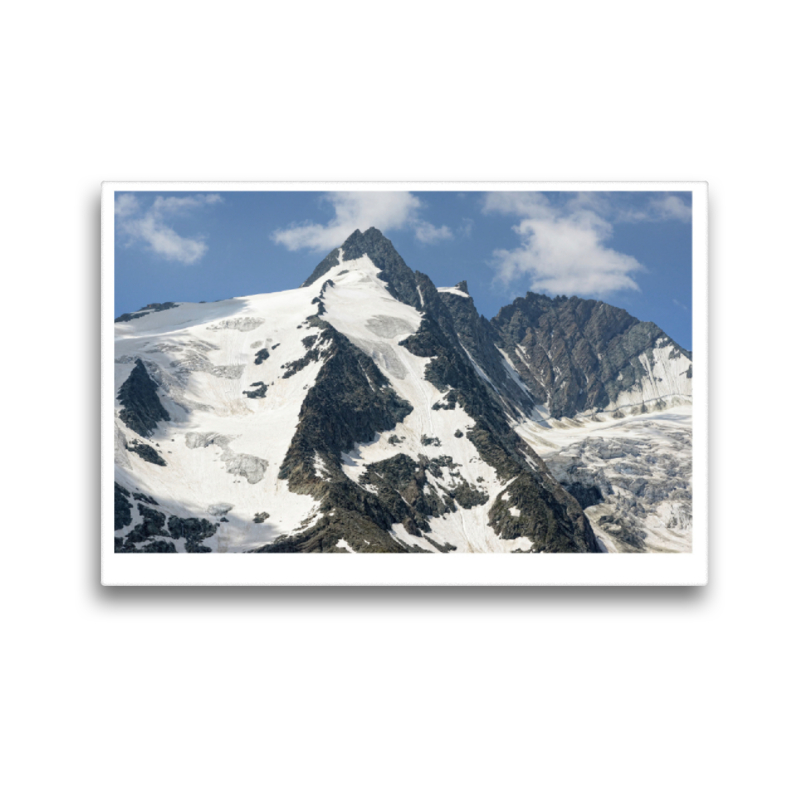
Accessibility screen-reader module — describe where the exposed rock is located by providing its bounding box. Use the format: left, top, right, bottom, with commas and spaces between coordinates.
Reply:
166, 516, 218, 552
491, 293, 691, 418
117, 359, 170, 437
115, 302, 179, 323
114, 483, 132, 530
243, 381, 267, 399
278, 319, 412, 495
133, 491, 159, 505
126, 440, 167, 466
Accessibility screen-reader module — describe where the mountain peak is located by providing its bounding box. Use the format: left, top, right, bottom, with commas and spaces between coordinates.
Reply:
301, 228, 385, 288
301, 228, 422, 309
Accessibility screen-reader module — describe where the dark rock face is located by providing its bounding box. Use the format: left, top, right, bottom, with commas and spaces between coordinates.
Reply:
115, 503, 218, 553
345, 453, 490, 538
491, 293, 690, 418
114, 483, 132, 530
278, 319, 413, 494
125, 504, 168, 546
133, 491, 159, 505
117, 358, 170, 437
115, 302, 179, 323
126, 440, 167, 466
438, 289, 537, 418
243, 382, 267, 399
254, 348, 270, 365
487, 472, 598, 552
281, 334, 325, 378
141, 539, 177, 552
563, 483, 603, 509
166, 517, 217, 552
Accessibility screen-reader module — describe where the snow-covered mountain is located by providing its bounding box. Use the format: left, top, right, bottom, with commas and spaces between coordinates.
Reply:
113, 228, 692, 553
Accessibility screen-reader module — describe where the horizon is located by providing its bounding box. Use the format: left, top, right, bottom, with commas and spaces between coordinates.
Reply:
114, 190, 693, 349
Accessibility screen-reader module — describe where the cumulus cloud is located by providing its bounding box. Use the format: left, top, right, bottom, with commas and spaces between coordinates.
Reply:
272, 192, 452, 251
483, 191, 691, 298
115, 193, 221, 264
484, 192, 645, 297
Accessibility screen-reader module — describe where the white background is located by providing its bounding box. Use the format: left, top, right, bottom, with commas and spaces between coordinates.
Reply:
2, 2, 797, 799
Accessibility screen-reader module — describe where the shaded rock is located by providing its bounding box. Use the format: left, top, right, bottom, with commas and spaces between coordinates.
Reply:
114, 483, 132, 530
126, 440, 167, 466
117, 359, 170, 437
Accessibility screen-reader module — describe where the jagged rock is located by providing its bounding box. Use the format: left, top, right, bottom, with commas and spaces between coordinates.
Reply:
117, 359, 170, 437
167, 516, 217, 553
114, 483, 132, 530
126, 440, 167, 466
243, 381, 267, 399
115, 301, 178, 323
491, 293, 691, 418
133, 492, 159, 505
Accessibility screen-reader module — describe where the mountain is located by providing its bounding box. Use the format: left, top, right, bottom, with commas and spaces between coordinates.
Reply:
113, 228, 692, 554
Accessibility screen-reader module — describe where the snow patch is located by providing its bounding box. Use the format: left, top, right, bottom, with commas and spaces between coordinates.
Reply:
438, 286, 470, 299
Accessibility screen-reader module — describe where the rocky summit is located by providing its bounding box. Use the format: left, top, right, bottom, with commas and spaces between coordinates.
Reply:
113, 228, 692, 553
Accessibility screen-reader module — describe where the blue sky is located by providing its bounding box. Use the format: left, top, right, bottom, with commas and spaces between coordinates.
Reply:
115, 190, 693, 349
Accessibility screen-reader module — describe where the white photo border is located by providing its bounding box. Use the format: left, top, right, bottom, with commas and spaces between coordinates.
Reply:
102, 181, 708, 586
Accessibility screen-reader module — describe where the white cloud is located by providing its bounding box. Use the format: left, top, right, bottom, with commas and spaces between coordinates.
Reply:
484, 192, 645, 297
115, 193, 221, 264
272, 192, 451, 251
648, 194, 692, 222
115, 193, 139, 218
567, 191, 692, 224
415, 220, 453, 244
